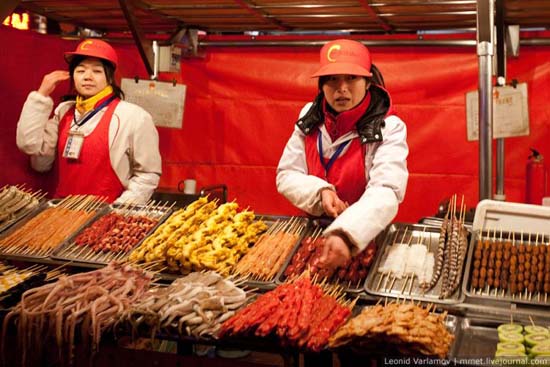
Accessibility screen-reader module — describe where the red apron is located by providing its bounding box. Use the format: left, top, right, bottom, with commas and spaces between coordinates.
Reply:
305, 131, 367, 205
54, 100, 124, 203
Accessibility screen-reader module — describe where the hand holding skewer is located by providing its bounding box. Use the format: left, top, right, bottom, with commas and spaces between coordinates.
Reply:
319, 233, 351, 270
320, 188, 348, 218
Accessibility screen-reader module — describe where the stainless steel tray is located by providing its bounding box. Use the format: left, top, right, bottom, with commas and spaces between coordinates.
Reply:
51, 203, 173, 266
450, 313, 550, 362
364, 223, 467, 304
276, 225, 378, 294
451, 316, 499, 362
0, 198, 108, 261
462, 230, 550, 307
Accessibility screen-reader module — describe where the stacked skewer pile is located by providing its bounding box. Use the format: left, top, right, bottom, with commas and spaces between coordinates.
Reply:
328, 300, 455, 359
129, 197, 267, 275
375, 228, 437, 296
0, 195, 105, 257
219, 274, 353, 352
469, 230, 550, 303
283, 227, 377, 288
122, 271, 249, 339
1, 262, 153, 366
429, 196, 469, 299
374, 195, 468, 300
56, 201, 172, 263
232, 217, 305, 282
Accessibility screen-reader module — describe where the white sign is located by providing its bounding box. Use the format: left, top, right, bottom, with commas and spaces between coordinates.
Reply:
121, 78, 186, 129
466, 83, 529, 141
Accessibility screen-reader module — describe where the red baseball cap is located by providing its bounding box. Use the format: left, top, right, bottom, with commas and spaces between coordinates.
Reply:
64, 39, 118, 69
311, 39, 372, 78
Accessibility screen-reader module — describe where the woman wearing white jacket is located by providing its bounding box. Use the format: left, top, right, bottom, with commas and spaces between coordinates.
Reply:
16, 39, 161, 204
277, 39, 408, 270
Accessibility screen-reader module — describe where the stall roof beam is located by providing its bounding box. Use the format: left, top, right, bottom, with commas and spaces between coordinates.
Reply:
201, 39, 478, 47
358, 0, 393, 32
369, 0, 476, 4
232, 0, 289, 32
118, 0, 154, 76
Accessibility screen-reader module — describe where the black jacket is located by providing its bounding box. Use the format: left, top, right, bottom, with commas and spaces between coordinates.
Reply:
295, 84, 392, 144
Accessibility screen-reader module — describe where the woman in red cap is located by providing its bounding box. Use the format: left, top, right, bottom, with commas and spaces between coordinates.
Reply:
277, 39, 409, 269
16, 39, 161, 204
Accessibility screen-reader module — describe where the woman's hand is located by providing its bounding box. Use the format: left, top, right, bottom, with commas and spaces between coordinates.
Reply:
37, 70, 70, 97
319, 233, 351, 269
320, 188, 349, 218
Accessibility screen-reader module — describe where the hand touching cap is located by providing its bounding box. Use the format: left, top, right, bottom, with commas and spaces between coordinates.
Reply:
38, 70, 70, 97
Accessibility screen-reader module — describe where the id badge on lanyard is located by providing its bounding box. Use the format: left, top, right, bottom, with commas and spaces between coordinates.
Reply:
63, 130, 85, 159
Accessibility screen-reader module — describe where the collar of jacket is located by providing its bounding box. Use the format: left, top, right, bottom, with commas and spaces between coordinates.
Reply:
296, 84, 392, 144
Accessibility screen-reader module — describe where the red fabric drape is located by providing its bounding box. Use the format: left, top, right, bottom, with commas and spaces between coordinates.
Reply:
2, 25, 550, 222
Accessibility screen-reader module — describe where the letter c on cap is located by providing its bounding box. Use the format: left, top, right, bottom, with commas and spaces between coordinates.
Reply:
327, 44, 341, 62
80, 40, 93, 50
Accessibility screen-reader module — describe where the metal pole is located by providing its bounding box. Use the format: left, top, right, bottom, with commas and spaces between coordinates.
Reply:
152, 40, 159, 80
494, 0, 505, 201
200, 39, 477, 47
162, 38, 550, 48
477, 0, 494, 201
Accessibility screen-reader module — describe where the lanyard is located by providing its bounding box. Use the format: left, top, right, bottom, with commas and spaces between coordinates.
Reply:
73, 95, 116, 127
318, 130, 351, 176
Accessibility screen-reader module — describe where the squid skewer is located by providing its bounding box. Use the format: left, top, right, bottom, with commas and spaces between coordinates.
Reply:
424, 208, 449, 292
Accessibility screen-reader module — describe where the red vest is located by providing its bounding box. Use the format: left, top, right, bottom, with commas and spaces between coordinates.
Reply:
305, 131, 367, 205
54, 100, 124, 202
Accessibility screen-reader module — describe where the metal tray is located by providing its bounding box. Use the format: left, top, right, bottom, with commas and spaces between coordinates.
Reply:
450, 313, 550, 363
236, 215, 310, 291
364, 223, 467, 304
462, 230, 550, 307
276, 224, 378, 294
451, 316, 499, 362
0, 198, 108, 261
51, 203, 173, 266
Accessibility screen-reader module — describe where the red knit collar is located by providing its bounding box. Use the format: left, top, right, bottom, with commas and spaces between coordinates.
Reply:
323, 91, 371, 141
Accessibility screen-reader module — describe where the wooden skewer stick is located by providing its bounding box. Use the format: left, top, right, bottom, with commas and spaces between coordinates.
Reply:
400, 275, 409, 294
407, 275, 415, 295
388, 275, 397, 291
376, 273, 387, 292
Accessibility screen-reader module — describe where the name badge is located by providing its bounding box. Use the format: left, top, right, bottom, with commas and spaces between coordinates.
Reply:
62, 131, 85, 159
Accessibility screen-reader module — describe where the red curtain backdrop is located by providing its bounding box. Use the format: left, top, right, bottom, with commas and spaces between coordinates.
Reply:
2, 25, 550, 222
